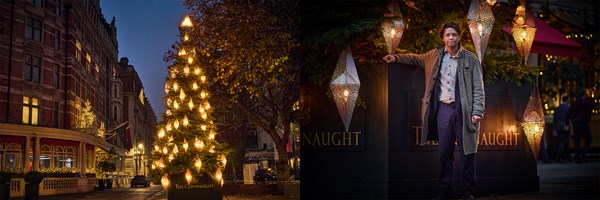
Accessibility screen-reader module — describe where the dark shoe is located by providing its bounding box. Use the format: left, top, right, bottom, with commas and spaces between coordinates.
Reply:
463, 191, 475, 200
432, 192, 451, 200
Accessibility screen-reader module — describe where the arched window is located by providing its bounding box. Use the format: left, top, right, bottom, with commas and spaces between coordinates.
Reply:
65, 146, 77, 168
54, 146, 64, 168
4, 143, 21, 171
40, 145, 51, 169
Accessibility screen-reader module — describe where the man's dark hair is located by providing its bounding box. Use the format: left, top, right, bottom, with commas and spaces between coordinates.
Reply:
439, 22, 461, 39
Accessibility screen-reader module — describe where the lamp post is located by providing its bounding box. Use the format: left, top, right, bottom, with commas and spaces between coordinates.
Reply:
135, 143, 144, 176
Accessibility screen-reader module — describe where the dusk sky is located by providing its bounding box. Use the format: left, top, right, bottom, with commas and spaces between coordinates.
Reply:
100, 0, 188, 121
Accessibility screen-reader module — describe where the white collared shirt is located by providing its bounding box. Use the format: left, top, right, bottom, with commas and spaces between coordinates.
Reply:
439, 47, 462, 104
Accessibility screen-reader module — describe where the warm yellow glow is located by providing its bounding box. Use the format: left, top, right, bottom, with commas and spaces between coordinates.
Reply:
183, 139, 189, 151
205, 102, 211, 110
183, 115, 189, 126
184, 34, 189, 41
180, 15, 193, 27
166, 109, 172, 116
390, 29, 395, 36
188, 57, 194, 64
173, 145, 179, 154
138, 143, 144, 150
194, 68, 201, 75
185, 169, 193, 184
522, 121, 544, 160
163, 146, 168, 154
343, 90, 349, 97
220, 155, 227, 167
192, 82, 198, 90
487, 0, 496, 6
188, 99, 194, 109
168, 154, 174, 161
161, 174, 170, 190
174, 119, 180, 129
199, 107, 205, 114
477, 24, 483, 34
183, 66, 190, 75
209, 131, 215, 140
215, 168, 222, 181
534, 125, 540, 132
201, 125, 207, 131
202, 113, 207, 119
169, 136, 174, 142
195, 138, 205, 149
195, 158, 202, 169
158, 128, 165, 138
164, 82, 170, 93
173, 82, 179, 91
201, 76, 206, 82
179, 90, 186, 101
200, 91, 207, 99
174, 101, 179, 110
166, 123, 172, 131
154, 145, 159, 151
151, 164, 156, 169
209, 145, 215, 153
178, 49, 187, 56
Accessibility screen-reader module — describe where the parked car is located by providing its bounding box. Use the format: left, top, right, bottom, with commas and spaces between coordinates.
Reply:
253, 168, 277, 183
130, 175, 150, 187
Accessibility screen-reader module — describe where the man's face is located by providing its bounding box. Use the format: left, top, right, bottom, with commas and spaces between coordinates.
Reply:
442, 28, 460, 48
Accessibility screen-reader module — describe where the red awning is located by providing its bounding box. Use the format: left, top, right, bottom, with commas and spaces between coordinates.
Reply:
41, 138, 80, 147
503, 17, 582, 58
0, 135, 25, 143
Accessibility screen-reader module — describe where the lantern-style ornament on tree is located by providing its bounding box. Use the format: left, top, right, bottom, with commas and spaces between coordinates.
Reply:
511, 2, 536, 64
330, 46, 360, 132
161, 174, 170, 190
521, 87, 545, 160
381, 0, 406, 54
467, 0, 495, 63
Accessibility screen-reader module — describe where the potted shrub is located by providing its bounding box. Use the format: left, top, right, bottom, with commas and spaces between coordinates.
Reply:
0, 171, 11, 200
24, 171, 44, 200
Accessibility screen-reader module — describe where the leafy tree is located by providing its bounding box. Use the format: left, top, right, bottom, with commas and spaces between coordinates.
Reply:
181, 0, 300, 181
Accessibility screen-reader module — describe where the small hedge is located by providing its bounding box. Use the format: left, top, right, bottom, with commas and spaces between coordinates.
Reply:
24, 171, 44, 184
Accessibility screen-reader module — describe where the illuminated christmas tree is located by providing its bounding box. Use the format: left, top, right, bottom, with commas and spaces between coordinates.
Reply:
151, 15, 228, 198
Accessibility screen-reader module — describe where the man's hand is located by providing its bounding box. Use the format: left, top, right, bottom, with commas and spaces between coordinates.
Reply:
383, 55, 396, 63
471, 115, 482, 124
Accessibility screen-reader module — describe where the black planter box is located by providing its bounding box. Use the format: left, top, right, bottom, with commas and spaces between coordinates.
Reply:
24, 183, 39, 200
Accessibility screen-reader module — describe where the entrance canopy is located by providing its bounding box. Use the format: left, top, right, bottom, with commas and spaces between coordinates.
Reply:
503, 17, 582, 58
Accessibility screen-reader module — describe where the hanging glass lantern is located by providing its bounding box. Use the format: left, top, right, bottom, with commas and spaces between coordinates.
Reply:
185, 169, 193, 184
330, 46, 360, 132
467, 0, 495, 63
521, 87, 544, 160
381, 0, 406, 55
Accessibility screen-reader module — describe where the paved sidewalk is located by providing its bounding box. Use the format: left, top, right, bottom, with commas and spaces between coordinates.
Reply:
476, 156, 599, 200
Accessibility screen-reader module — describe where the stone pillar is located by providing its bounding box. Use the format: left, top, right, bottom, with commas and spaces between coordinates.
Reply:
79, 142, 86, 176
33, 137, 40, 171
23, 136, 31, 173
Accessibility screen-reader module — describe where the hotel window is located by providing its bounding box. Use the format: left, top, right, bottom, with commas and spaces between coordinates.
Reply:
75, 40, 81, 61
54, 64, 60, 89
26, 0, 42, 7
24, 54, 41, 83
54, 30, 61, 50
22, 96, 39, 125
95, 64, 100, 81
55, 0, 62, 17
40, 145, 51, 169
25, 17, 42, 42
3, 143, 22, 171
75, 76, 80, 96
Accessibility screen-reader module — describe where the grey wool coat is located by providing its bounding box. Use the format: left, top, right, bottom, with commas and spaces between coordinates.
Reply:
393, 46, 485, 155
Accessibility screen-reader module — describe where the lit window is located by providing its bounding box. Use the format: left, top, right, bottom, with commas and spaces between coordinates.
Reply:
22, 96, 39, 125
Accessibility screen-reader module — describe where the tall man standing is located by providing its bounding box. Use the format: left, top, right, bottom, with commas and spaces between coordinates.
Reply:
383, 22, 485, 200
